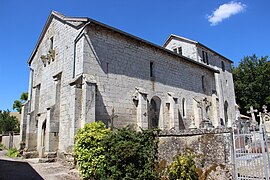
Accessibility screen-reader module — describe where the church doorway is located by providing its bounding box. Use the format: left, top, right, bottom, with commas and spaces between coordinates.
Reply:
149, 96, 161, 129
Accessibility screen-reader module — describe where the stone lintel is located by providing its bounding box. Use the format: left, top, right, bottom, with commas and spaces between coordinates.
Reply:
69, 75, 82, 86
135, 87, 148, 95
52, 72, 62, 81
167, 92, 177, 98
32, 83, 41, 89
82, 74, 96, 84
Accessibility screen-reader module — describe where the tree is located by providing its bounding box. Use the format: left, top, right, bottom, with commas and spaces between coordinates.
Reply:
232, 54, 270, 114
13, 92, 28, 113
0, 110, 20, 133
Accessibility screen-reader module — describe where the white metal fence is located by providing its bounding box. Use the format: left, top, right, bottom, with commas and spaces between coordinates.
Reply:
233, 122, 270, 179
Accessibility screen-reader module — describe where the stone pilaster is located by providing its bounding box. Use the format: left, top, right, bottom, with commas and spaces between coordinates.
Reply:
81, 74, 96, 126
212, 93, 219, 127
134, 88, 148, 130
167, 92, 179, 130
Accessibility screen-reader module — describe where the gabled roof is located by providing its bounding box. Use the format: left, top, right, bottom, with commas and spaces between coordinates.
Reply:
28, 11, 219, 73
28, 11, 88, 64
163, 34, 233, 64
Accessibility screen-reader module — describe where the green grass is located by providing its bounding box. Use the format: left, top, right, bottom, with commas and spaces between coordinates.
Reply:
6, 148, 20, 158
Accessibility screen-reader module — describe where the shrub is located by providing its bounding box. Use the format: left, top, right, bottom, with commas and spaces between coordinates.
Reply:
74, 122, 159, 180
74, 121, 111, 180
101, 127, 159, 180
0, 143, 7, 151
6, 148, 20, 158
168, 152, 198, 180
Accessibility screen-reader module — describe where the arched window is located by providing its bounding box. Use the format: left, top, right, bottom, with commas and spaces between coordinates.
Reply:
149, 96, 161, 129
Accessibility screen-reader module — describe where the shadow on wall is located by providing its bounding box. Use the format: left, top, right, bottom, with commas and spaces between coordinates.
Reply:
95, 87, 110, 127
178, 110, 185, 130
0, 159, 43, 180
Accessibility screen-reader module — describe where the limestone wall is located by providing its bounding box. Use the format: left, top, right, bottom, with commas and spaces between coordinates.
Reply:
83, 24, 218, 130
197, 47, 236, 127
0, 134, 21, 149
158, 128, 233, 179
164, 37, 236, 128
28, 17, 85, 153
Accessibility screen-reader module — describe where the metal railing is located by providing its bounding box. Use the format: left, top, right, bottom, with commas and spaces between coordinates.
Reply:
233, 123, 270, 179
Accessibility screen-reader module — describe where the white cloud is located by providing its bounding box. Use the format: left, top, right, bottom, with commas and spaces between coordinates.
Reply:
208, 1, 246, 26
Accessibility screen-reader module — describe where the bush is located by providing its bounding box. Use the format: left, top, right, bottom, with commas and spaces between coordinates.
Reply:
74, 122, 159, 180
74, 121, 111, 179
168, 152, 198, 180
6, 148, 20, 158
101, 127, 159, 180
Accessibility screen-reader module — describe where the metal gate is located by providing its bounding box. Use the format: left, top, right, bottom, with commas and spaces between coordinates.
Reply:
233, 120, 270, 179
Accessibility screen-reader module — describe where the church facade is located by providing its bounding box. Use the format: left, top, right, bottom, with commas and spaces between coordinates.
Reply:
20, 11, 236, 157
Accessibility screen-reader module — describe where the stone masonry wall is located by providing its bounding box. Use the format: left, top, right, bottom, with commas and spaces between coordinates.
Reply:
83, 24, 218, 129
29, 17, 84, 153
158, 128, 233, 179
165, 37, 236, 128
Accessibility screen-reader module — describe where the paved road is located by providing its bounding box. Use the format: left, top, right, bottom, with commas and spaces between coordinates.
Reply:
0, 150, 80, 180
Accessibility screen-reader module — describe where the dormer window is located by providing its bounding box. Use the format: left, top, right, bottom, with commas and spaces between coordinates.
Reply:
202, 50, 209, 65
177, 47, 182, 55
172, 47, 182, 55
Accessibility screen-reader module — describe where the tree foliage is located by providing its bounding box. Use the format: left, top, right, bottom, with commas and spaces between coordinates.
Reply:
0, 110, 20, 133
233, 54, 270, 114
13, 92, 28, 113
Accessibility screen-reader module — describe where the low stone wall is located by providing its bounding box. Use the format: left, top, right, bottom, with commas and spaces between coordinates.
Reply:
158, 128, 233, 179
0, 134, 21, 149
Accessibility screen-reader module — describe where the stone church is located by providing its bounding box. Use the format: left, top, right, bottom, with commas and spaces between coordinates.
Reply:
20, 11, 236, 157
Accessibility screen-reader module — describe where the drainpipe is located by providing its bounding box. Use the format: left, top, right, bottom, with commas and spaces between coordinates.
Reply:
73, 21, 91, 79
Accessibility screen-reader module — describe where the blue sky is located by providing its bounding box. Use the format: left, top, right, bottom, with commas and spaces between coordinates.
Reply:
0, 0, 269, 111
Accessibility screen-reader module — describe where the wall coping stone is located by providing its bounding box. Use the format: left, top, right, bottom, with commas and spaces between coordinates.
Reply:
159, 127, 232, 137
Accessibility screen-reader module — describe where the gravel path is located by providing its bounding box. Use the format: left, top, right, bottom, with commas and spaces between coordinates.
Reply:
0, 150, 80, 180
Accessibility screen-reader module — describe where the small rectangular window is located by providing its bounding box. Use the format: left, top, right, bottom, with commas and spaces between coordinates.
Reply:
202, 51, 206, 63
150, 61, 154, 78
221, 61, 225, 71
202, 51, 209, 64
173, 48, 177, 53
202, 76, 206, 92
177, 47, 182, 55
50, 37, 54, 50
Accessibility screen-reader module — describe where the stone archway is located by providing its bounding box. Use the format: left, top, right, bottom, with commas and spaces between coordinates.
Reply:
149, 96, 161, 129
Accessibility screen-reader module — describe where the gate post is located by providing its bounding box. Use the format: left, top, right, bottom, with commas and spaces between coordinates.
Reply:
231, 127, 238, 180
9, 131, 14, 149
260, 124, 269, 179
